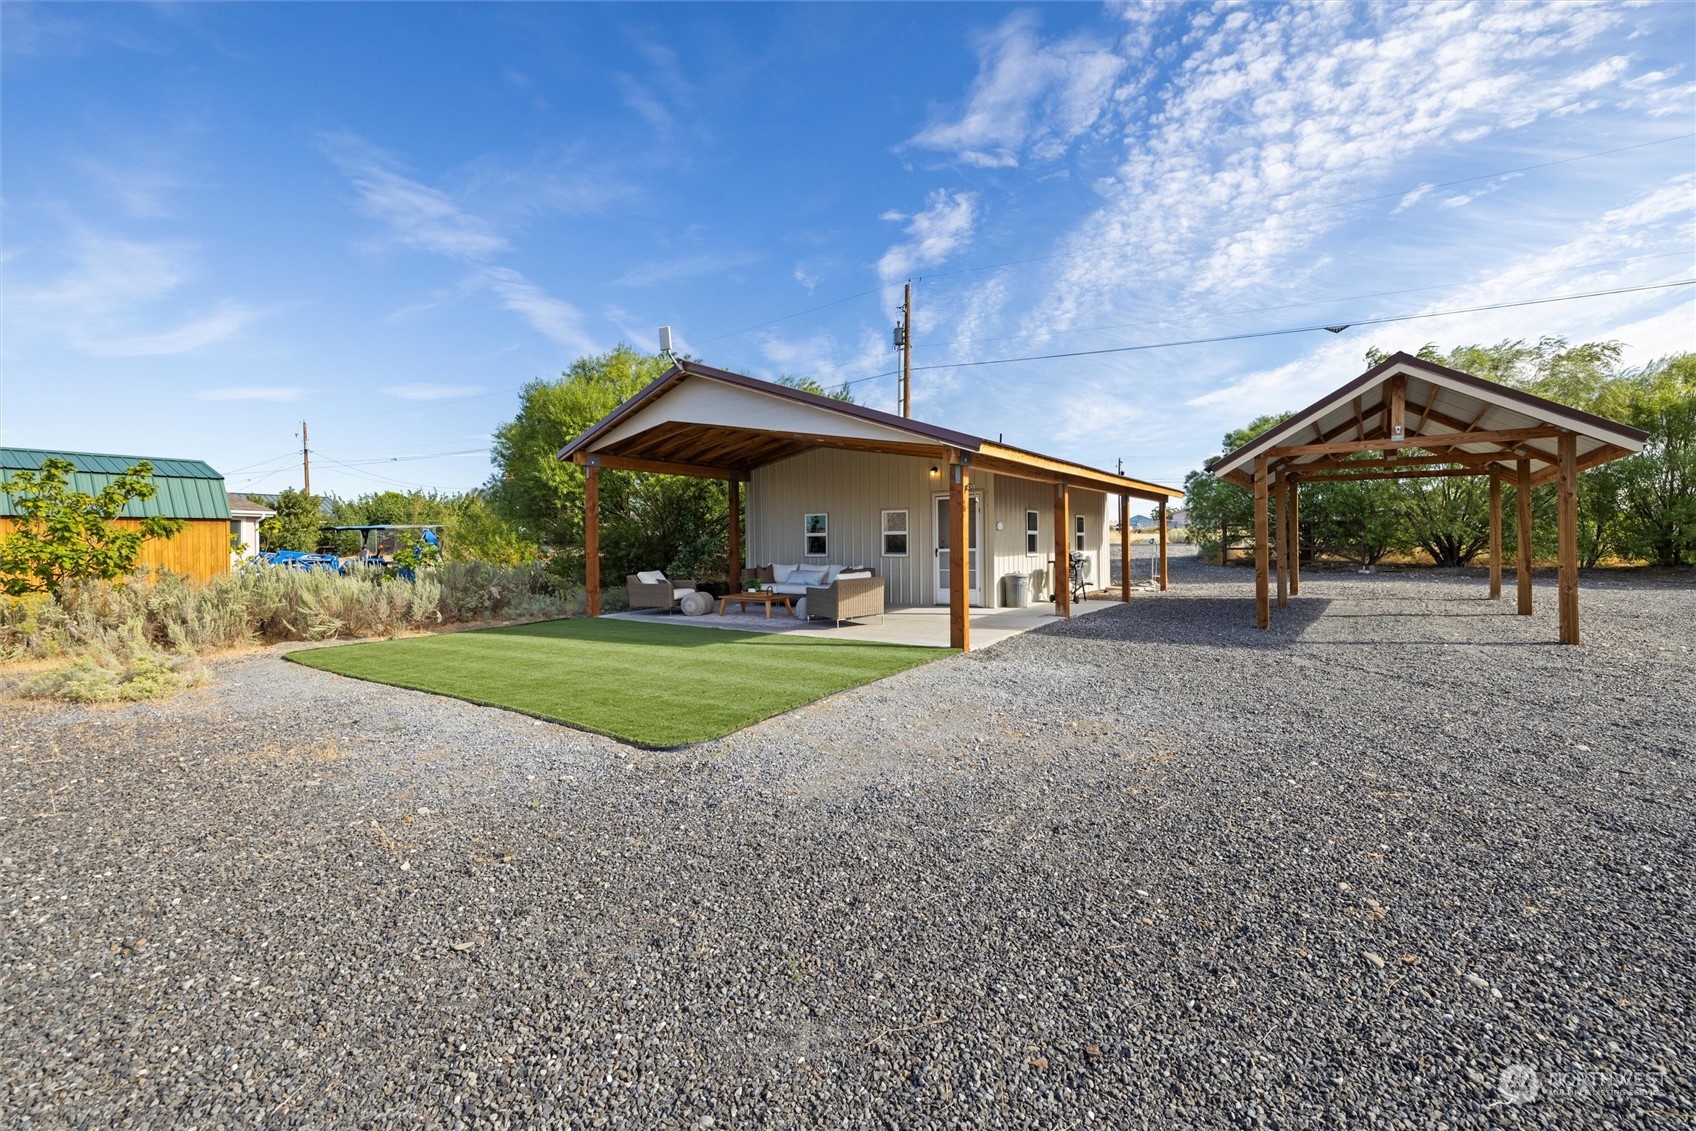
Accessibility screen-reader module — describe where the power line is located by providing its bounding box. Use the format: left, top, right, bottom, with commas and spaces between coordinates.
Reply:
907, 279, 1695, 372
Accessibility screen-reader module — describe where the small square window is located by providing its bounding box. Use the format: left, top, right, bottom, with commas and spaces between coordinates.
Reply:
803, 513, 828, 557
881, 509, 909, 557
1026, 510, 1039, 554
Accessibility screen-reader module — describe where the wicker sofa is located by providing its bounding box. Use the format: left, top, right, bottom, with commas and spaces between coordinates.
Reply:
626, 573, 698, 613
741, 565, 884, 627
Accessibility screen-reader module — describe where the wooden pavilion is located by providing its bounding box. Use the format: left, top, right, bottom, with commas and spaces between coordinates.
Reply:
559, 360, 1182, 651
1206, 352, 1648, 644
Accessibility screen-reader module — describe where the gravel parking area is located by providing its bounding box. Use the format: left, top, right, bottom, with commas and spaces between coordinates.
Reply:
4, 549, 1692, 1129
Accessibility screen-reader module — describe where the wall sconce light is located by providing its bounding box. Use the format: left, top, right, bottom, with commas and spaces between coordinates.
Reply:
929, 465, 939, 477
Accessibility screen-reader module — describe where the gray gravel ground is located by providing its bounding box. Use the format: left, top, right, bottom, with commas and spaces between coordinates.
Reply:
3, 547, 1692, 1129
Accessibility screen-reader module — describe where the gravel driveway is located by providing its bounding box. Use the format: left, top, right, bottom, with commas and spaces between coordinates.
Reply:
4, 549, 1692, 1129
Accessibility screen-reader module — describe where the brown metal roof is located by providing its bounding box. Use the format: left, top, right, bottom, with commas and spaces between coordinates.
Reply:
559, 360, 1182, 499
1207, 352, 1649, 488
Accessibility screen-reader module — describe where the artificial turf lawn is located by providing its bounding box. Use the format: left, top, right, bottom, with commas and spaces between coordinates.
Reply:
285, 617, 953, 748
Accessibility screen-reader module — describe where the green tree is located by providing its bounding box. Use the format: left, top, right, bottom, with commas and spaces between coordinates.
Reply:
1302, 477, 1408, 567
258, 488, 327, 552
1611, 353, 1696, 566
1184, 413, 1291, 562
489, 342, 735, 583
0, 458, 186, 596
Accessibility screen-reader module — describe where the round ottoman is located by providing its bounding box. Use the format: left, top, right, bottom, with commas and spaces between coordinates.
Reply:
679, 590, 714, 616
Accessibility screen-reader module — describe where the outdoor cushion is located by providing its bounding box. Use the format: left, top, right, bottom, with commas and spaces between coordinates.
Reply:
635, 570, 666, 584
788, 568, 827, 586
835, 570, 871, 580
771, 564, 798, 582
821, 564, 843, 585
769, 582, 809, 596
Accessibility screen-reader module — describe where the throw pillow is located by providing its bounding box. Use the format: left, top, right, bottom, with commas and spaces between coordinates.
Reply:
636, 570, 665, 585
821, 564, 843, 585
788, 568, 825, 586
771, 563, 798, 582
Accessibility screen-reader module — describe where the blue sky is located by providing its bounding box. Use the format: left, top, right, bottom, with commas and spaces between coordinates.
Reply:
3, 1, 1692, 504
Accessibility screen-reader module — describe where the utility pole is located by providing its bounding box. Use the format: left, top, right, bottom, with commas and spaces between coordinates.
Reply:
300, 420, 311, 495
894, 280, 913, 418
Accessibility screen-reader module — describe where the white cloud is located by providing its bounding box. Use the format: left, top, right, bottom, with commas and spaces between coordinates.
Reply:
478, 266, 596, 354
877, 190, 979, 282
194, 385, 310, 403
614, 250, 761, 287
383, 383, 484, 400
906, 11, 1126, 168
86, 305, 264, 357
320, 132, 510, 261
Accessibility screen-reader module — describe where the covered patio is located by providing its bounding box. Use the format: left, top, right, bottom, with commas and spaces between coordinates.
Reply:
561, 360, 1182, 651
1208, 352, 1648, 644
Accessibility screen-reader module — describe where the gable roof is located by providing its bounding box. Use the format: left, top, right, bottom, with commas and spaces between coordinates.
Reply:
560, 360, 1181, 500
1206, 352, 1649, 488
0, 447, 231, 520
227, 492, 276, 518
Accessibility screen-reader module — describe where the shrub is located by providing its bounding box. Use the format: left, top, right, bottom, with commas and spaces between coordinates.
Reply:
23, 650, 208, 703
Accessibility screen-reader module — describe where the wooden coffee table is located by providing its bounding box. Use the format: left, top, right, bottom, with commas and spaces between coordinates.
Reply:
719, 590, 794, 619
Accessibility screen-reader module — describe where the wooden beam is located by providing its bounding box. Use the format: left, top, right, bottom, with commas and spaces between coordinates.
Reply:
1290, 451, 1511, 475
578, 452, 739, 479
1288, 477, 1300, 597
728, 476, 742, 592
1254, 455, 1270, 630
1414, 381, 1440, 432
585, 462, 601, 617
1516, 457, 1533, 617
1054, 479, 1071, 619
1488, 469, 1502, 600
950, 463, 971, 650
1120, 492, 1131, 603
1268, 426, 1562, 459
1274, 467, 1288, 610
1157, 497, 1169, 591
1297, 466, 1503, 483
1558, 432, 1579, 645
972, 446, 1177, 501
1352, 396, 1366, 441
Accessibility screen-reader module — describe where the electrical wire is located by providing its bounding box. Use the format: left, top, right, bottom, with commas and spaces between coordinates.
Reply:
904, 279, 1696, 372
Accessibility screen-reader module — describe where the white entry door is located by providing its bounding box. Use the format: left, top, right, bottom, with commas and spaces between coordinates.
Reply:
933, 494, 981, 605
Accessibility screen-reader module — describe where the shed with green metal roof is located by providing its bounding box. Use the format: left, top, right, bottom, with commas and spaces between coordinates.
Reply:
1, 447, 238, 581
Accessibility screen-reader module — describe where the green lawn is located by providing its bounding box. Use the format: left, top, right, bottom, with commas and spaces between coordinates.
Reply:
285, 618, 953, 748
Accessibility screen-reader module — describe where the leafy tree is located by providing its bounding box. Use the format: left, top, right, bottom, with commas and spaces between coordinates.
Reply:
1611, 353, 1696, 566
1184, 413, 1291, 562
258, 488, 328, 552
490, 342, 736, 583
1302, 477, 1408, 567
0, 458, 186, 596
775, 374, 856, 403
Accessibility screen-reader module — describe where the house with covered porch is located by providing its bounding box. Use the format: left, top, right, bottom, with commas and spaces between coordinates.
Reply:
560, 361, 1181, 651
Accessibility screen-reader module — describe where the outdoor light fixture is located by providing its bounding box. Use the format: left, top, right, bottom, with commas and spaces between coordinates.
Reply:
929, 465, 939, 477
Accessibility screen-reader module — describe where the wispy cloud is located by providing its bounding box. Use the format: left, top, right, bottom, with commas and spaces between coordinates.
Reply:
322, 132, 598, 353
905, 11, 1125, 168
878, 190, 979, 282
8, 227, 262, 357
320, 131, 510, 261
615, 250, 761, 287
383, 383, 484, 400
194, 385, 310, 403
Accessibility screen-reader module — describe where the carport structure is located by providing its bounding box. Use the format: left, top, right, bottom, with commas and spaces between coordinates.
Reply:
1207, 352, 1648, 644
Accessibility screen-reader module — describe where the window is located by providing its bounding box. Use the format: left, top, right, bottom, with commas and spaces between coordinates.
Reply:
1025, 510, 1039, 554
881, 510, 909, 557
803, 513, 828, 557
1074, 514, 1086, 551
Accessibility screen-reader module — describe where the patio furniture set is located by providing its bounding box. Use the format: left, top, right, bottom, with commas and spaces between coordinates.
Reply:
626, 564, 884, 627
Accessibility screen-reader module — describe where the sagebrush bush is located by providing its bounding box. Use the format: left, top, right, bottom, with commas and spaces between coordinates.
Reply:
22, 650, 208, 703
0, 561, 574, 666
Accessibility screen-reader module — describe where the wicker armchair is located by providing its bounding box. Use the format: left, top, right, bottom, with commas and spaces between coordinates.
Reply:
805, 570, 884, 626
626, 574, 697, 613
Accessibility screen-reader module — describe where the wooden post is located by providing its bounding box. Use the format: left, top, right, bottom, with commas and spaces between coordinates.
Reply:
728, 476, 742, 591
1119, 492, 1131, 603
585, 461, 601, 617
1387, 373, 1407, 446
1274, 467, 1288, 610
1157, 498, 1169, 591
1287, 478, 1300, 596
1220, 518, 1228, 566
1515, 457, 1533, 616
1054, 479, 1071, 619
1488, 469, 1502, 600
1253, 455, 1269, 629
1558, 433, 1579, 645
950, 462, 970, 651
